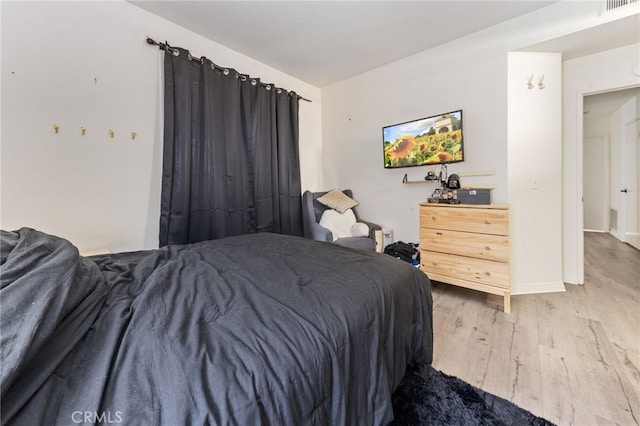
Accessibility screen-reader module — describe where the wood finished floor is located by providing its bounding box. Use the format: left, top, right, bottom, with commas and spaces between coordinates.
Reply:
430, 232, 640, 426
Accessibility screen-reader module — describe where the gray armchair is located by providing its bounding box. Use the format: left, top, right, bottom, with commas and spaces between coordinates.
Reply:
302, 189, 382, 251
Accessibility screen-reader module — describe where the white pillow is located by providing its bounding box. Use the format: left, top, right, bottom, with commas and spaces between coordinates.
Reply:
319, 208, 357, 241
350, 222, 369, 237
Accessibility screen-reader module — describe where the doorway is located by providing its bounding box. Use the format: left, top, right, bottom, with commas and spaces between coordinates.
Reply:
582, 87, 640, 257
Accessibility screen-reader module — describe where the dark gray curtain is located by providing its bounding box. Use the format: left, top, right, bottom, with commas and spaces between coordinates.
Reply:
159, 47, 303, 246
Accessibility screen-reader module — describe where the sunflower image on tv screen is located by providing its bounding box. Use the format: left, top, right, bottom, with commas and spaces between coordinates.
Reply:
383, 110, 464, 168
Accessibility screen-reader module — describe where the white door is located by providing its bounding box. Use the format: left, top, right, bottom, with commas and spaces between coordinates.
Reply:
622, 118, 639, 249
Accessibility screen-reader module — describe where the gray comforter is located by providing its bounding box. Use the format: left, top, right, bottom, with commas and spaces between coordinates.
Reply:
1, 228, 432, 425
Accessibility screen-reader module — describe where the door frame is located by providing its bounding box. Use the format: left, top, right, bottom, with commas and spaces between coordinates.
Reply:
623, 116, 639, 249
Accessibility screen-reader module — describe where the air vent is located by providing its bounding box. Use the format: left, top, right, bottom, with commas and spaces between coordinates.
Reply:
610, 208, 618, 231
605, 0, 638, 11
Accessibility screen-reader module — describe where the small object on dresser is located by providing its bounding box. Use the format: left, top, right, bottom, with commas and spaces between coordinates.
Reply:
428, 198, 460, 204
454, 188, 491, 205
446, 174, 461, 189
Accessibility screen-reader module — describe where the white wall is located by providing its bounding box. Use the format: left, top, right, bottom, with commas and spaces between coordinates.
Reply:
508, 52, 564, 294
321, 34, 509, 246
583, 135, 609, 232
609, 109, 625, 239
562, 44, 640, 284
0, 1, 322, 252
583, 115, 614, 233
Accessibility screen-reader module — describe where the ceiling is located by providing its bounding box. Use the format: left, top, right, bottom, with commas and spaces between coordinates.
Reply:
524, 13, 640, 118
131, 0, 558, 87
522, 13, 640, 61
131, 1, 640, 116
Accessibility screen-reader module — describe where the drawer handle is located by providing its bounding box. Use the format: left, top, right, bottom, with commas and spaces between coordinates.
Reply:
432, 216, 437, 221
484, 271, 491, 276
485, 220, 491, 225
485, 246, 491, 251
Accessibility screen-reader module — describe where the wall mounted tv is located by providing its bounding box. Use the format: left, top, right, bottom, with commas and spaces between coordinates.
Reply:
383, 110, 464, 168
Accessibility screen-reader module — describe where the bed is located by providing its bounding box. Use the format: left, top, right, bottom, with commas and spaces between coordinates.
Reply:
1, 227, 432, 425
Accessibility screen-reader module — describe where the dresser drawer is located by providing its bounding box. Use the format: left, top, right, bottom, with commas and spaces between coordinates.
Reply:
420, 228, 509, 263
420, 206, 509, 236
420, 251, 510, 289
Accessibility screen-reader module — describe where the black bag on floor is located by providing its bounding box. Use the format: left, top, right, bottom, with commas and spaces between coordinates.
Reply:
384, 241, 420, 265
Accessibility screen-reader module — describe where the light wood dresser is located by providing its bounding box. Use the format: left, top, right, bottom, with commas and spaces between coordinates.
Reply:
419, 203, 511, 313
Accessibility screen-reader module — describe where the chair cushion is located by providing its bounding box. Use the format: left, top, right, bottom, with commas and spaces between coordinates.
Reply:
317, 188, 358, 214
319, 208, 358, 241
335, 236, 376, 251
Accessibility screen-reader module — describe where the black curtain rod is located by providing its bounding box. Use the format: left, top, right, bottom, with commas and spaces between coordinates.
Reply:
146, 37, 312, 103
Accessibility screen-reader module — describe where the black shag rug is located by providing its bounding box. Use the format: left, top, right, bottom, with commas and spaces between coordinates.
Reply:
390, 363, 555, 426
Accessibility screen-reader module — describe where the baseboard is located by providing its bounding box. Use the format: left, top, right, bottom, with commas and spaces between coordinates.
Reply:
584, 229, 607, 233
563, 275, 581, 285
511, 280, 566, 295
625, 232, 639, 249
609, 229, 624, 242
